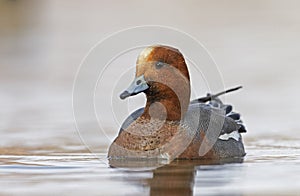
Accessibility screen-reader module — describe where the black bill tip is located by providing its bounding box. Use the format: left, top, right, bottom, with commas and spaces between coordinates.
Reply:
120, 91, 131, 100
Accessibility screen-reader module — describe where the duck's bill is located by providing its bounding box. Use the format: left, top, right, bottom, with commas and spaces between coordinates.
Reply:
119, 75, 149, 100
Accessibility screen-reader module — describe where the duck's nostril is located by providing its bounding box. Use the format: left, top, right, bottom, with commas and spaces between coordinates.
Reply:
136, 80, 141, 85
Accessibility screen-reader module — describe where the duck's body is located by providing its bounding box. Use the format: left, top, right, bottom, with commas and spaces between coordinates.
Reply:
108, 45, 246, 160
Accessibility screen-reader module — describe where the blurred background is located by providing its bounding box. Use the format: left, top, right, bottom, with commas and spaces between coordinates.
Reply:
1, 0, 300, 151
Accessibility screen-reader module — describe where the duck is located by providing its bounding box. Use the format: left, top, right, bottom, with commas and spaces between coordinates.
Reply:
108, 45, 246, 160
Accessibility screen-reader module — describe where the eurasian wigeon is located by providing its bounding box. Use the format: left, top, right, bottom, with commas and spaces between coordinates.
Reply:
108, 45, 246, 160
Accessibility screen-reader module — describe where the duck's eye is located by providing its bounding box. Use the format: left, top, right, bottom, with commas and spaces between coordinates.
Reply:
155, 61, 164, 69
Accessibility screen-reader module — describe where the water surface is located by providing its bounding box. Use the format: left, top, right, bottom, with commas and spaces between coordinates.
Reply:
0, 135, 299, 196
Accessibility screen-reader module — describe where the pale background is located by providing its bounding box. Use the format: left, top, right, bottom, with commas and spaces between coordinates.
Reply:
1, 0, 299, 150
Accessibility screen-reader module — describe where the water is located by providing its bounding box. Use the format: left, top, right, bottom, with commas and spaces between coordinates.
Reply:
0, 145, 299, 196
1, 1, 300, 195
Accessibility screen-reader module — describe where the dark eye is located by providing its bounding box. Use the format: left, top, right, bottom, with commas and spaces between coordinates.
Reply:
155, 61, 164, 69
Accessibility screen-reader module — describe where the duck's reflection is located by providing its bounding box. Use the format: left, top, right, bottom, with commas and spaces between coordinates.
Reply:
109, 158, 243, 196
147, 160, 196, 196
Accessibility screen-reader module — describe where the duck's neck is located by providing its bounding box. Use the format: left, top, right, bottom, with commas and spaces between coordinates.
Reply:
141, 84, 191, 122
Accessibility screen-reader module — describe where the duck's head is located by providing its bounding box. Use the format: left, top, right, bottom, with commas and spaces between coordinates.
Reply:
120, 45, 191, 121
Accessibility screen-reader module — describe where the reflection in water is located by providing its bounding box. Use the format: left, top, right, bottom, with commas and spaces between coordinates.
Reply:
148, 162, 196, 196
0, 152, 299, 195
109, 158, 243, 196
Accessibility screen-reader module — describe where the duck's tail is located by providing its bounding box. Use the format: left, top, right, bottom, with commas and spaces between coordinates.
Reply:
191, 86, 247, 133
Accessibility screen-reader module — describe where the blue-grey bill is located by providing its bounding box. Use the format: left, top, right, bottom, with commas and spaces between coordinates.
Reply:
119, 75, 149, 100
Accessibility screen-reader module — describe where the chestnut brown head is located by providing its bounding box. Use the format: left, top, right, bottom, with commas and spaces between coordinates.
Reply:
120, 45, 191, 121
